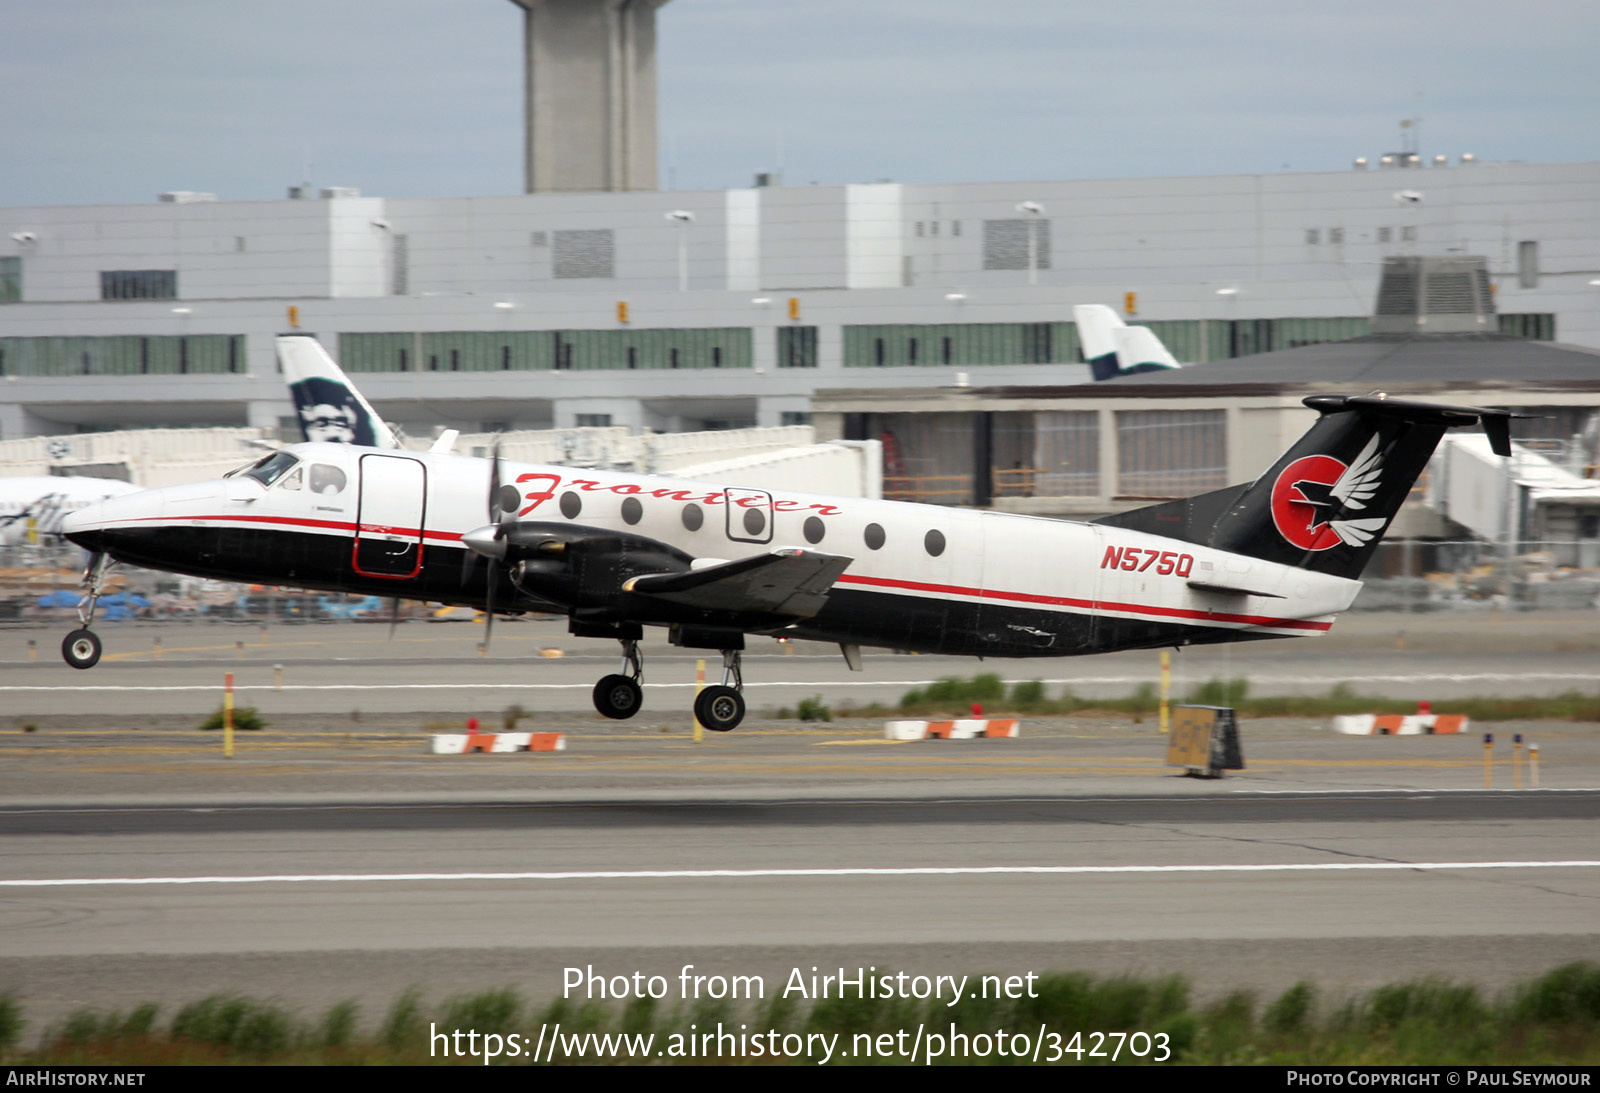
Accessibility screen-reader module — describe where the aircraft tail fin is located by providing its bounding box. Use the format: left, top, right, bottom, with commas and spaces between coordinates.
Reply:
1112, 325, 1182, 374
1073, 304, 1127, 381
1074, 305, 1181, 380
1096, 395, 1513, 580
278, 335, 401, 449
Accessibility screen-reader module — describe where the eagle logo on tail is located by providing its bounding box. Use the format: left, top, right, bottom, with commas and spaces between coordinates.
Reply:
1270, 435, 1390, 551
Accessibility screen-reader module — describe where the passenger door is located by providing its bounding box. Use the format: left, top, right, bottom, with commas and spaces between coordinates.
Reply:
353, 454, 426, 579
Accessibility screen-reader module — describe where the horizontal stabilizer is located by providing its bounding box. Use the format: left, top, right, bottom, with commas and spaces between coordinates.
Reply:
1186, 578, 1283, 599
1113, 325, 1181, 373
624, 549, 852, 618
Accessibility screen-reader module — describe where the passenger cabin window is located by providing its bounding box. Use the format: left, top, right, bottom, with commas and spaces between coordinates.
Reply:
310, 464, 348, 495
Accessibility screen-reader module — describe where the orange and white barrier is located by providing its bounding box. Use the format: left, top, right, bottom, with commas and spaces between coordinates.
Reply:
885, 718, 1020, 741
431, 732, 567, 754
1331, 714, 1470, 736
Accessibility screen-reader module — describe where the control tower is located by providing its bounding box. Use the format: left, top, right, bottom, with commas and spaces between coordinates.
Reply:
508, 0, 671, 193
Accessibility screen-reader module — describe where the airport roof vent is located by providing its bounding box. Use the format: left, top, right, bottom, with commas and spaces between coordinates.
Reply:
1372, 255, 1495, 335
158, 192, 217, 204
319, 187, 361, 200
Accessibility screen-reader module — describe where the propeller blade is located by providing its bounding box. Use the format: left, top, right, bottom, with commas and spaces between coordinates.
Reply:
387, 597, 402, 641
478, 439, 505, 655
489, 440, 503, 522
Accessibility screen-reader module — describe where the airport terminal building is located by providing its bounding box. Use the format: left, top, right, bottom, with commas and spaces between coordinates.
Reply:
1, 158, 1596, 443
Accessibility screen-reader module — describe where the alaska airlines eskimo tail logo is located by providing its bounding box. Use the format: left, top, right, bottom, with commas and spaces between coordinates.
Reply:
289, 377, 377, 447
1269, 435, 1390, 551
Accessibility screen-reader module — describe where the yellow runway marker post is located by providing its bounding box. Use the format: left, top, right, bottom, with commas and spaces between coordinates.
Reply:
223, 671, 235, 759
1159, 650, 1171, 734
1514, 732, 1523, 788
1483, 732, 1493, 788
693, 659, 705, 743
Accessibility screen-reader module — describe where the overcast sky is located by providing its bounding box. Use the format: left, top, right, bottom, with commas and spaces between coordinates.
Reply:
4, 0, 1598, 207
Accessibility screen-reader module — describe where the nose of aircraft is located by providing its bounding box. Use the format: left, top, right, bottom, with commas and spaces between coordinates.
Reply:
60, 486, 175, 553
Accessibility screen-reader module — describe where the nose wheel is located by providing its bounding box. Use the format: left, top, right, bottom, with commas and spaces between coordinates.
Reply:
61, 552, 111, 670
693, 649, 746, 732
592, 639, 644, 720
62, 629, 103, 670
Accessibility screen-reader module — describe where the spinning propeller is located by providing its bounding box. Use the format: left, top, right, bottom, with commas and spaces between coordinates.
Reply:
460, 442, 519, 652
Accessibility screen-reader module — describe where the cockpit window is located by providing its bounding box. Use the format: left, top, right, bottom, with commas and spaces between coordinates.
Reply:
278, 467, 304, 491
243, 451, 300, 487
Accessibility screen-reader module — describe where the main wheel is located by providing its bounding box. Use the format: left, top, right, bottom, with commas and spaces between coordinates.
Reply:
694, 685, 745, 732
62, 629, 103, 670
593, 674, 643, 720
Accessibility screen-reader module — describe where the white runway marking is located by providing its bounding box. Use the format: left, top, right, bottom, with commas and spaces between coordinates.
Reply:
2, 672, 1598, 694
5, 860, 1598, 888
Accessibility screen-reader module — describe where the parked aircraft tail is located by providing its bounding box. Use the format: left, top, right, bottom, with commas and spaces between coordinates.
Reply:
278, 335, 401, 449
1113, 325, 1181, 373
1097, 395, 1513, 580
1073, 304, 1181, 381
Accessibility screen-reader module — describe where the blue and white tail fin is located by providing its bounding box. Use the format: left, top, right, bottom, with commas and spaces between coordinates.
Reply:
1113, 325, 1181, 373
1073, 304, 1127, 381
277, 335, 401, 449
1073, 304, 1182, 381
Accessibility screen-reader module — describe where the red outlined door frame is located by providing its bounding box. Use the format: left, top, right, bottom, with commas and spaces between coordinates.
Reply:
353, 454, 427, 579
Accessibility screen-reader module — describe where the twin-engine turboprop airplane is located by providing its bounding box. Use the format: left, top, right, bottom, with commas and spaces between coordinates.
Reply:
59, 377, 1510, 731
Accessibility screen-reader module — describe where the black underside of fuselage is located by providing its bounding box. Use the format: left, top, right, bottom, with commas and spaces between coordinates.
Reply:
76, 525, 1281, 658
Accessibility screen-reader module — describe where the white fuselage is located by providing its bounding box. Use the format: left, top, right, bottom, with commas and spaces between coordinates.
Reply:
63, 442, 1361, 656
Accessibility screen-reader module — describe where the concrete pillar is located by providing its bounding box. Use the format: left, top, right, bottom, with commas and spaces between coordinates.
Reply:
508, 0, 671, 193
0, 402, 56, 441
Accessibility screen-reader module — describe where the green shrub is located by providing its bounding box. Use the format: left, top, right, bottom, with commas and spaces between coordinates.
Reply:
0, 995, 22, 1053
796, 696, 832, 722
169, 995, 294, 1057
1188, 677, 1249, 708
1010, 679, 1046, 706
197, 706, 267, 732
1264, 981, 1316, 1036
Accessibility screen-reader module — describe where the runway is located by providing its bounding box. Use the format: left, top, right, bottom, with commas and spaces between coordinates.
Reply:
1, 614, 1598, 1036
4, 609, 1600, 720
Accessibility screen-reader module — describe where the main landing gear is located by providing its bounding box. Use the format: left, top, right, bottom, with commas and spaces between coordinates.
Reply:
592, 639, 644, 720
61, 552, 110, 670
582, 633, 747, 732
693, 650, 745, 733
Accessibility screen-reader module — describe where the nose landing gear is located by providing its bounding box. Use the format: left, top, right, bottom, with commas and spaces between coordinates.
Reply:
61, 552, 110, 670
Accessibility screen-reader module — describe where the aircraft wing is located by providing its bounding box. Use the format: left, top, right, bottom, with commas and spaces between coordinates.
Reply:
623, 548, 852, 619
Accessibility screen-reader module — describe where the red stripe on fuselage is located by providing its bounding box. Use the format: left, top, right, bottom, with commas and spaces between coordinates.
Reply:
835, 573, 1331, 632
110, 512, 464, 543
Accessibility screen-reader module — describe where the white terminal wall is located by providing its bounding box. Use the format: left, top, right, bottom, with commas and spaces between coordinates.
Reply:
1, 161, 1598, 437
